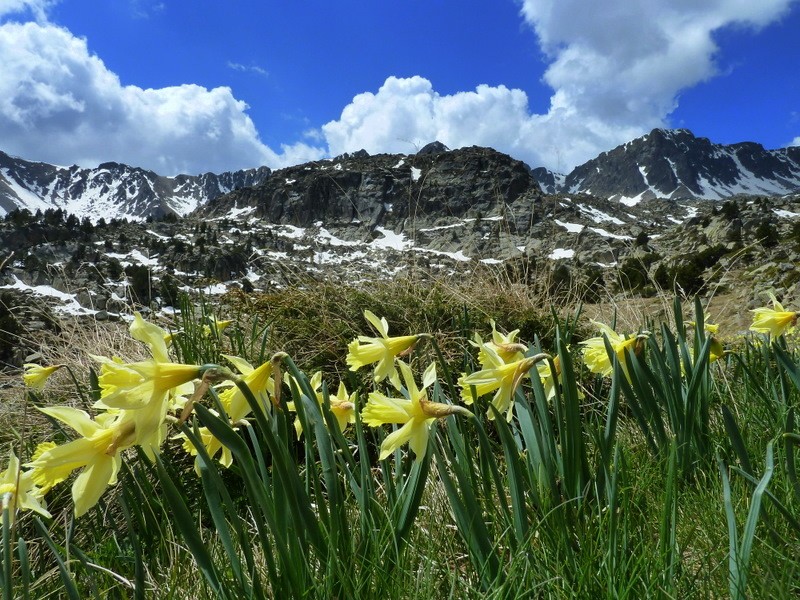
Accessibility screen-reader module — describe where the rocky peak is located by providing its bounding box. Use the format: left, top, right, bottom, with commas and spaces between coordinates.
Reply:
531, 167, 566, 195
199, 144, 542, 229
417, 141, 450, 155
561, 128, 800, 202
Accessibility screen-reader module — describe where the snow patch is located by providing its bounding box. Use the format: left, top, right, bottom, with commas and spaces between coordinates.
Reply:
578, 204, 625, 225
1, 275, 96, 315
224, 205, 256, 220
554, 219, 584, 233
315, 227, 360, 247
419, 221, 467, 233
106, 249, 160, 267
548, 248, 575, 260
146, 229, 170, 240
588, 227, 633, 240
371, 227, 412, 251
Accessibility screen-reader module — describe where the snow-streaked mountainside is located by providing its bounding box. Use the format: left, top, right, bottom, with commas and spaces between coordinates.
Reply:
2, 128, 800, 224
2, 133, 800, 340
0, 151, 270, 222
533, 129, 800, 202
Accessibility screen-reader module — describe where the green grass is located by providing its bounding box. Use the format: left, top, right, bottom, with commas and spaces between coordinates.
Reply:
1, 278, 799, 599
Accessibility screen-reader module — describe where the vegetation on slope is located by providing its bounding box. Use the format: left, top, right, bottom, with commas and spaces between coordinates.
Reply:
0, 280, 799, 599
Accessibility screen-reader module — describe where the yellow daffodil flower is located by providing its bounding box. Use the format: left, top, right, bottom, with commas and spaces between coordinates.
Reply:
286, 372, 355, 437
94, 358, 201, 455
459, 345, 542, 420
1, 450, 51, 524
93, 313, 204, 455
750, 292, 798, 338
536, 355, 561, 401
203, 316, 234, 338
579, 321, 646, 380
129, 312, 196, 411
685, 320, 725, 366
363, 361, 471, 461
328, 381, 357, 432
27, 408, 138, 517
709, 336, 725, 362
182, 358, 274, 471
346, 310, 422, 389
23, 363, 64, 390
470, 320, 527, 367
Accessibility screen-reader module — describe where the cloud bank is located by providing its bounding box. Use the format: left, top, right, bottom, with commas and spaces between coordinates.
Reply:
0, 18, 321, 174
321, 0, 796, 171
0, 0, 796, 175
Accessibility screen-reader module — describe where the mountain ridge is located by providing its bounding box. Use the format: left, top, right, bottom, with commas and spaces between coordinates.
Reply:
2, 128, 800, 224
0, 150, 271, 221
533, 128, 800, 202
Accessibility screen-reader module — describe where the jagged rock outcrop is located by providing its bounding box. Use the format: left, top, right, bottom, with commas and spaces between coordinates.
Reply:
199, 145, 543, 230
532, 129, 800, 202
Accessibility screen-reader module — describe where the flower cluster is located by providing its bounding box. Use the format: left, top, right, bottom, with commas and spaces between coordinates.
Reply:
350, 312, 562, 459
20, 313, 206, 517
5, 301, 747, 522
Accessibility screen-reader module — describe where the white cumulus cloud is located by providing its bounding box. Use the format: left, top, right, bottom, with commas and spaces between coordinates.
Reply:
1, 0, 796, 176
321, 0, 796, 172
0, 20, 323, 174
0, 0, 54, 21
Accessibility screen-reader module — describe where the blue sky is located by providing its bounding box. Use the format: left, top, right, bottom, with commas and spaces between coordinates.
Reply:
1, 0, 798, 176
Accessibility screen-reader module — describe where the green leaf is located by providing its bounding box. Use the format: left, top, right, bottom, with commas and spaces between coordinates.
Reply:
434, 438, 500, 590
2, 506, 12, 600
152, 455, 224, 596
33, 518, 81, 600
181, 420, 253, 596
393, 435, 433, 544
488, 403, 528, 544
722, 405, 754, 476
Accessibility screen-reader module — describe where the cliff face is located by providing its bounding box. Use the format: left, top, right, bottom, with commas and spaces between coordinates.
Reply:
199, 145, 541, 228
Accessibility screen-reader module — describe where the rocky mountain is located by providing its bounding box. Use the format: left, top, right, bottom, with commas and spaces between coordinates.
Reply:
198, 145, 539, 228
0, 151, 271, 221
3, 129, 799, 224
2, 139, 800, 367
532, 129, 800, 202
